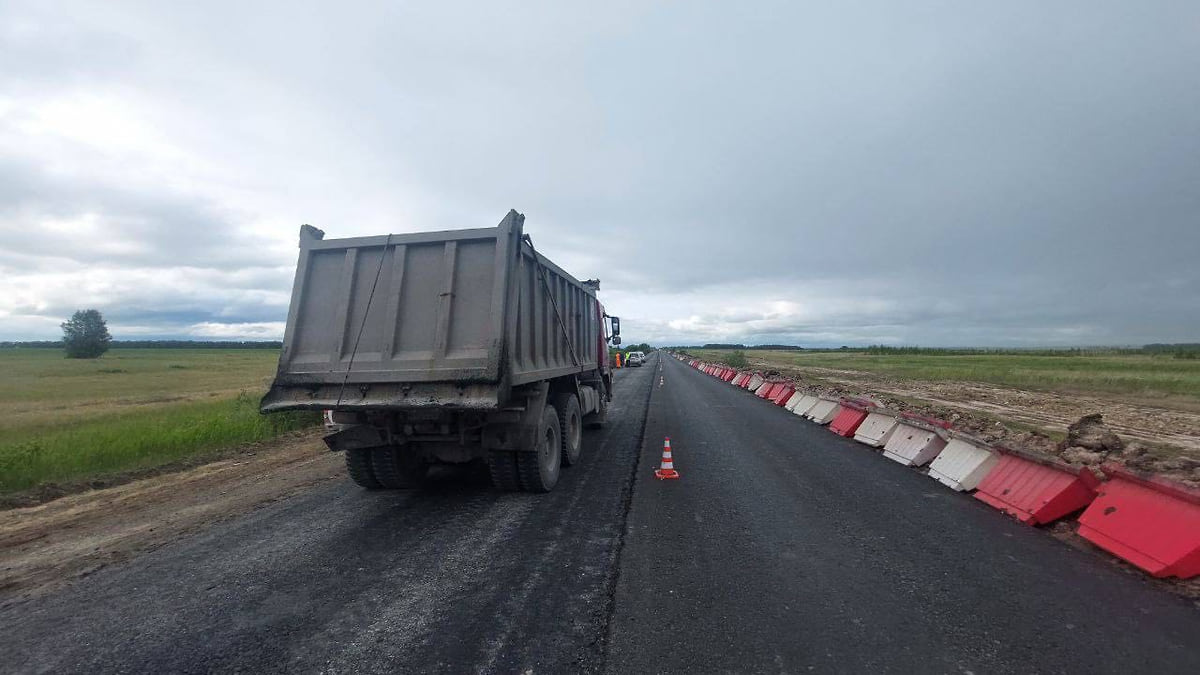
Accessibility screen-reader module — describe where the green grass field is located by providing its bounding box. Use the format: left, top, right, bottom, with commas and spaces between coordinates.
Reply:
690, 349, 1200, 405
0, 349, 319, 495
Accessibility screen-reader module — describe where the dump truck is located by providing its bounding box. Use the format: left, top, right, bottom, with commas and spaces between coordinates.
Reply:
261, 210, 621, 492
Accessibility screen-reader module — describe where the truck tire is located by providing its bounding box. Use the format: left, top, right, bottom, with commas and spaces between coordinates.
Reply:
553, 392, 583, 466
487, 451, 522, 491
345, 448, 384, 489
371, 445, 428, 489
517, 404, 561, 493
585, 394, 608, 429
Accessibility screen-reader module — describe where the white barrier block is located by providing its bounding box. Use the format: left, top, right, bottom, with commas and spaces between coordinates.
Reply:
791, 395, 819, 416
783, 391, 806, 411
927, 437, 1000, 491
805, 399, 839, 424
882, 423, 947, 466
746, 374, 765, 391
853, 412, 899, 447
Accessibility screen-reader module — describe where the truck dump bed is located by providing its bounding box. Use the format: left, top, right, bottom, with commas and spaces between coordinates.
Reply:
261, 211, 603, 412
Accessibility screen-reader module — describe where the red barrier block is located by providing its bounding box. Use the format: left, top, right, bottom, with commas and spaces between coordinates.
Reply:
770, 385, 795, 406
732, 373, 748, 386
829, 399, 870, 437
723, 370, 737, 382
757, 382, 780, 399
974, 448, 1100, 525
1077, 464, 1200, 579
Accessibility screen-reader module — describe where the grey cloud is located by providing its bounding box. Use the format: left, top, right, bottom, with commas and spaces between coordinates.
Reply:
0, 157, 283, 271
2, 1, 1199, 344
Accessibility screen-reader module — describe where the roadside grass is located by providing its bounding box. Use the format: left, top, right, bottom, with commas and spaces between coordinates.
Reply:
689, 349, 1200, 404
0, 349, 320, 494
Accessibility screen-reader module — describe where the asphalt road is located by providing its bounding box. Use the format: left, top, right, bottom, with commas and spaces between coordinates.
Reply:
607, 355, 1200, 674
3, 352, 1199, 674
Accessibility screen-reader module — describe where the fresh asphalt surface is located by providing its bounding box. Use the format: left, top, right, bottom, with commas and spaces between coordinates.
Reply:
610, 356, 1200, 673
3, 353, 1199, 673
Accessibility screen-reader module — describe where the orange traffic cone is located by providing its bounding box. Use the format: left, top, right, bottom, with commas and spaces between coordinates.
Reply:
655, 437, 679, 480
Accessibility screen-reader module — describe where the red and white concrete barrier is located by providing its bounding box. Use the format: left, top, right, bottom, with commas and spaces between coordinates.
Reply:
881, 417, 949, 467
790, 395, 820, 416
783, 391, 807, 411
1077, 465, 1200, 579
853, 410, 900, 447
770, 385, 796, 406
804, 398, 840, 425
927, 431, 1001, 492
974, 447, 1101, 526
829, 399, 871, 437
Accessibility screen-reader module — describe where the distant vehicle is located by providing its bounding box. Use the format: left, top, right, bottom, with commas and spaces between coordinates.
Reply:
626, 351, 645, 367
262, 210, 621, 493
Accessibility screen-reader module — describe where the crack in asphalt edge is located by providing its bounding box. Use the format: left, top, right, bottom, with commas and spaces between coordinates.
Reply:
595, 359, 659, 674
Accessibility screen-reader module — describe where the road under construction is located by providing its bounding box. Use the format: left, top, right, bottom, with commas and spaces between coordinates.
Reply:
2, 353, 1199, 673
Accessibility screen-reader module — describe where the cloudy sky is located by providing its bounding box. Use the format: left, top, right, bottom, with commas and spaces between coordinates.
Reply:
2, 1, 1198, 347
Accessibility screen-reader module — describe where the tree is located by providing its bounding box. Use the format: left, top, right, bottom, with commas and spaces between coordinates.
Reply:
62, 309, 112, 359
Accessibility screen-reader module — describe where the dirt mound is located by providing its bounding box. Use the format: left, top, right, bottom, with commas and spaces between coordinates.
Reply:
1060, 413, 1124, 453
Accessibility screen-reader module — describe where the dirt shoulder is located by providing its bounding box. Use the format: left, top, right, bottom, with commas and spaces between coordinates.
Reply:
803, 366, 1200, 453
0, 431, 343, 607
721, 356, 1200, 486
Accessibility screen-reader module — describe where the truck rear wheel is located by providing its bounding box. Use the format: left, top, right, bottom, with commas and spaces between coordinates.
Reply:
371, 445, 429, 489
517, 404, 561, 493
345, 448, 383, 489
554, 392, 583, 466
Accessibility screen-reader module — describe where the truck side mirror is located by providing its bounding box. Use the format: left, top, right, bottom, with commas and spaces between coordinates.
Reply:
612, 336, 621, 345
610, 316, 620, 338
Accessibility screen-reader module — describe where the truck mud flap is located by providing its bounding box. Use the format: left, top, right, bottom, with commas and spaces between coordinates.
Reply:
323, 424, 387, 452
1077, 464, 1200, 579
